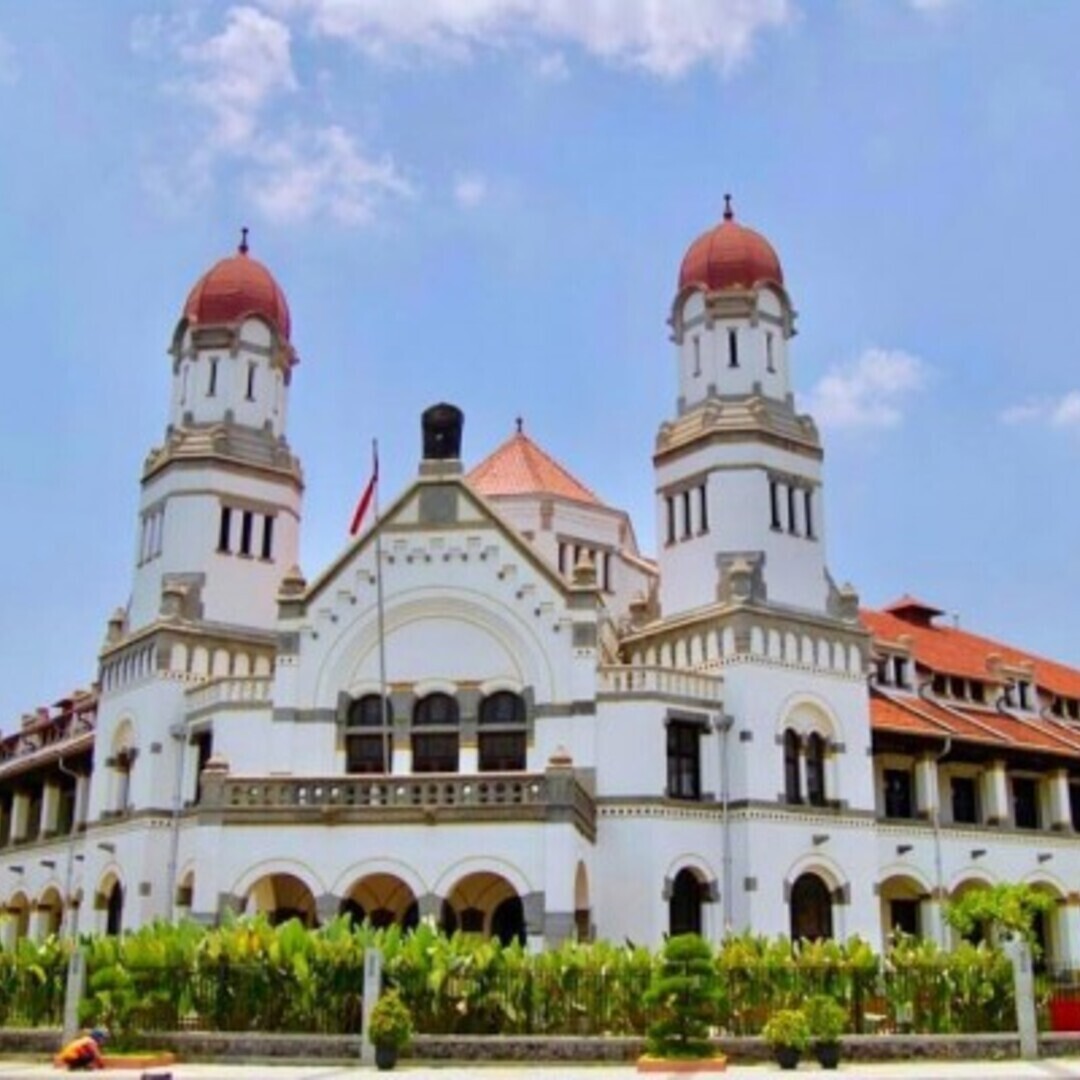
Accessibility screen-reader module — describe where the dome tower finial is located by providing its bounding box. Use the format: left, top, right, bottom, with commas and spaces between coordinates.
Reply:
238, 226, 249, 255
723, 193, 734, 222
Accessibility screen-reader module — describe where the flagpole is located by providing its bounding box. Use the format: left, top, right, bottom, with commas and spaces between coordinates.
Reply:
371, 438, 392, 776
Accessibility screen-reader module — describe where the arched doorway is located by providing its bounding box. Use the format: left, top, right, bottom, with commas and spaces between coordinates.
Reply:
339, 873, 418, 930
38, 887, 63, 938
790, 872, 833, 941
669, 867, 705, 937
878, 873, 926, 944
106, 881, 124, 937
245, 873, 317, 927
440, 871, 524, 943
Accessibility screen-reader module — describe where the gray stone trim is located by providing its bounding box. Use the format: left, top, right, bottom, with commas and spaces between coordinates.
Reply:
744, 877, 757, 892
272, 708, 337, 725
664, 708, 711, 729
739, 730, 754, 742
522, 890, 545, 935
315, 893, 340, 922
572, 624, 598, 648
534, 701, 596, 717
277, 632, 300, 656
418, 485, 459, 525
544, 911, 576, 946
418, 893, 441, 920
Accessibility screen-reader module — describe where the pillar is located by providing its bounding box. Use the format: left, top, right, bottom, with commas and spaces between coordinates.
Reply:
1048, 770, 1071, 831
983, 761, 1008, 825
914, 754, 940, 818
40, 782, 60, 837
74, 774, 90, 828
920, 892, 946, 948
10, 792, 29, 842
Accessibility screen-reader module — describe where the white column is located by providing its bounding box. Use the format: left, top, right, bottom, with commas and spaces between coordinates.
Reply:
1048, 770, 1071, 830
40, 782, 60, 836
459, 746, 479, 773
1057, 899, 1080, 967
914, 754, 940, 818
983, 761, 1008, 825
10, 793, 29, 842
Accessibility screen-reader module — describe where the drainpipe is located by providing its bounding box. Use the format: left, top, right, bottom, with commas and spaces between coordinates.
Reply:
716, 713, 734, 933
55, 757, 81, 940
913, 679, 952, 946
164, 723, 186, 921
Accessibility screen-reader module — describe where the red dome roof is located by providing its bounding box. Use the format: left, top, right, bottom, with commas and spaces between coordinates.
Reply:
184, 233, 291, 341
678, 197, 783, 294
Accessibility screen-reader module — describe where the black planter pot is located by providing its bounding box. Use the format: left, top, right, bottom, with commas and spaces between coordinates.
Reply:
773, 1045, 801, 1070
815, 1041, 841, 1070
374, 1044, 398, 1071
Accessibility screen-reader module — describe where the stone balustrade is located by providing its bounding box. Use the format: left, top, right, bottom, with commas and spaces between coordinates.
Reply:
185, 676, 273, 715
597, 664, 723, 704
199, 765, 596, 840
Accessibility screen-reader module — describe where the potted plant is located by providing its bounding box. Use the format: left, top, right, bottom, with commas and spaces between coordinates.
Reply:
367, 988, 413, 1071
805, 994, 846, 1069
762, 1007, 810, 1071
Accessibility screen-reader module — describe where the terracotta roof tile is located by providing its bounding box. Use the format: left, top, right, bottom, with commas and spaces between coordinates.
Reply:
467, 430, 601, 506
862, 604, 1080, 699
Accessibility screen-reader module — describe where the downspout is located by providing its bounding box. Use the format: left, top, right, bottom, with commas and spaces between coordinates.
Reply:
717, 713, 734, 933
164, 722, 187, 922
916, 676, 952, 946
55, 757, 80, 939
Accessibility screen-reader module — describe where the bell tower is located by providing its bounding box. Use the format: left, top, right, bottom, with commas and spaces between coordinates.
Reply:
656, 198, 831, 618
126, 232, 303, 633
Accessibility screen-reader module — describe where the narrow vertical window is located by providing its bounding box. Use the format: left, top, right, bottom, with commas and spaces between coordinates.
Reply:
217, 506, 232, 553
208, 357, 218, 397
766, 332, 775, 373
665, 496, 676, 545
681, 490, 692, 539
787, 485, 799, 535
240, 511, 253, 556
558, 542, 566, 574
698, 484, 708, 534
769, 479, 781, 530
784, 729, 801, 804
180, 365, 189, 406
692, 336, 701, 377
727, 328, 739, 368
602, 552, 612, 592
804, 489, 814, 539
261, 515, 274, 560
246, 361, 256, 401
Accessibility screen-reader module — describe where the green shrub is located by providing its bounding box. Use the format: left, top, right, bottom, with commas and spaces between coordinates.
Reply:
762, 1008, 810, 1052
368, 989, 413, 1050
804, 995, 845, 1043
644, 934, 721, 1059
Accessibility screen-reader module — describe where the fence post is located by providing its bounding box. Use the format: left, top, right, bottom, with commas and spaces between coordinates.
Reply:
361, 946, 383, 1066
1004, 937, 1038, 1060
62, 947, 86, 1044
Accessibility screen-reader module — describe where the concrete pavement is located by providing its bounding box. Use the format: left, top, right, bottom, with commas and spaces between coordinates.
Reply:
4, 1059, 1080, 1079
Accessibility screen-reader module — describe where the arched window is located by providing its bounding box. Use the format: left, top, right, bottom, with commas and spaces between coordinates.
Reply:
346, 695, 393, 774
805, 733, 826, 807
412, 693, 459, 773
790, 872, 832, 942
478, 692, 527, 771
669, 867, 705, 937
783, 729, 801, 804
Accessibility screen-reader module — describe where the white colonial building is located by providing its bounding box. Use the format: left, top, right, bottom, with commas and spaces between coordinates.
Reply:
5, 205, 1080, 961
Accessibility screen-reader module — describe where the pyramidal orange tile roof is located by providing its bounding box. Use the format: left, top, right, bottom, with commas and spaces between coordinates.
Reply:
467, 427, 602, 506
862, 601, 1080, 699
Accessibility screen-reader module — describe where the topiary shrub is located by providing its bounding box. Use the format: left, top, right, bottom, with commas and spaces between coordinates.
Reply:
644, 934, 721, 1059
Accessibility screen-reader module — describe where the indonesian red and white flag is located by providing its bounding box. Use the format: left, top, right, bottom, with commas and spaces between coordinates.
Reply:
349, 446, 379, 536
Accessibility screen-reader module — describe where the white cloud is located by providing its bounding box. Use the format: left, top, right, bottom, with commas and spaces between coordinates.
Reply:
803, 347, 929, 431
453, 172, 488, 208
283, 0, 795, 78
1002, 391, 1080, 429
249, 125, 413, 224
180, 6, 297, 150
0, 31, 19, 84
135, 5, 413, 226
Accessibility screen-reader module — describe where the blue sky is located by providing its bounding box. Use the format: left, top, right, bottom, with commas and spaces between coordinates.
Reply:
2, 0, 1079, 722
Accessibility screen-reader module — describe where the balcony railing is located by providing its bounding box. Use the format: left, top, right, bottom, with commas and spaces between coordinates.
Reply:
199, 767, 596, 841
185, 676, 273, 715
597, 664, 723, 704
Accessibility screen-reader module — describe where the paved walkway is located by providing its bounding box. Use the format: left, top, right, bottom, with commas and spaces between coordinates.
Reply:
4, 1060, 1080, 1079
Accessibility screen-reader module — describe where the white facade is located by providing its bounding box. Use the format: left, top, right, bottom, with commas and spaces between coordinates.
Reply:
4, 220, 1080, 962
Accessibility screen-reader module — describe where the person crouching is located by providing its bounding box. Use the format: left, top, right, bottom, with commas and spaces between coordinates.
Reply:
56, 1028, 107, 1070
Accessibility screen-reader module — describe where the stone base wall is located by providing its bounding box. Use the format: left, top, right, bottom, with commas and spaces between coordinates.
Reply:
3, 1028, 1080, 1063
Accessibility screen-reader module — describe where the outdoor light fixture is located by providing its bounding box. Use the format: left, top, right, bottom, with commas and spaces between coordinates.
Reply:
40, 859, 55, 869
812, 833, 829, 846
896, 844, 913, 855
1038, 852, 1053, 864
7, 865, 23, 874
97, 842, 116, 854
971, 848, 986, 860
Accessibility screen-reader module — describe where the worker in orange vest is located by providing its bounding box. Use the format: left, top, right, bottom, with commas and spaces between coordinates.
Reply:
56, 1028, 107, 1070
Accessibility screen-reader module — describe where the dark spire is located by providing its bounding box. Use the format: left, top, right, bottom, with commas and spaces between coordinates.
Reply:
723, 194, 734, 222
238, 226, 250, 255
515, 416, 523, 434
